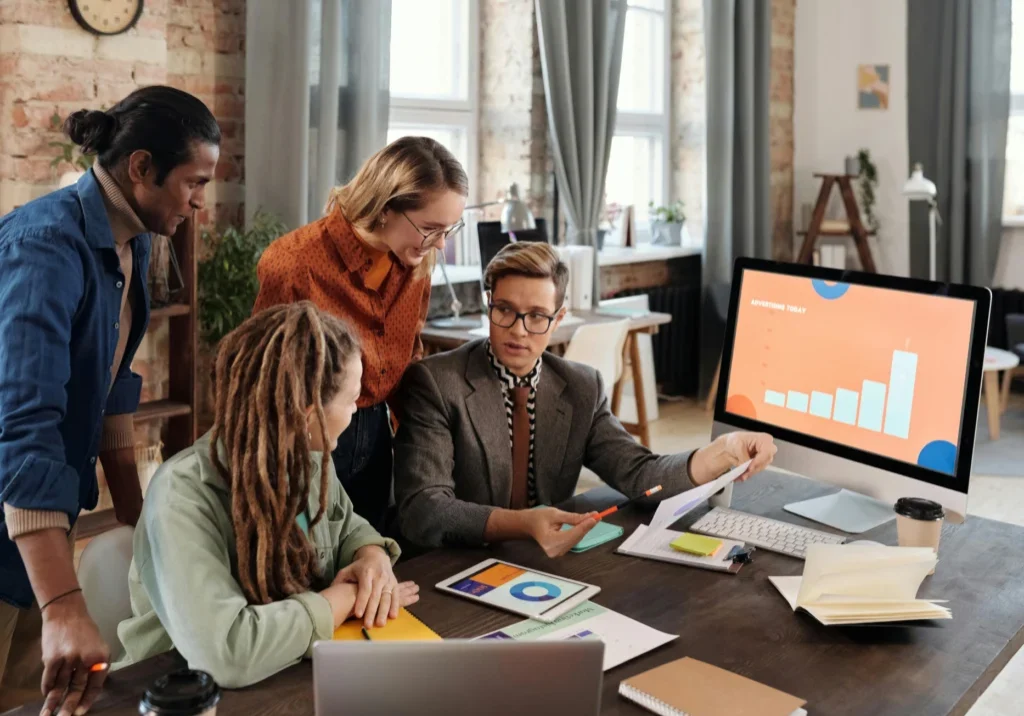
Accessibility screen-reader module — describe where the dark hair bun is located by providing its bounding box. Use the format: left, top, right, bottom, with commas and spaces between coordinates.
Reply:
64, 109, 117, 154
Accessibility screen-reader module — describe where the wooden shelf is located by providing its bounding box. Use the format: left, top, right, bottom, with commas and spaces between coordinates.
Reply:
797, 229, 877, 237
135, 399, 192, 423
150, 303, 191, 319
77, 508, 120, 540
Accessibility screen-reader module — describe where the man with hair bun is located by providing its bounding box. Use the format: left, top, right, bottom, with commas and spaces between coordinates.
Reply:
0, 86, 220, 715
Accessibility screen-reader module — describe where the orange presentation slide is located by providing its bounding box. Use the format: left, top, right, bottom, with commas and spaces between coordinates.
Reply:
726, 271, 976, 475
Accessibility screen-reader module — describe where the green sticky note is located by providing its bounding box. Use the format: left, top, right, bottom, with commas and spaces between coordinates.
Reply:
560, 520, 625, 553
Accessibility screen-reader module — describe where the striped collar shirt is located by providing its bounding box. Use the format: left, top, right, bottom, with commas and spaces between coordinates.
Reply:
486, 341, 542, 507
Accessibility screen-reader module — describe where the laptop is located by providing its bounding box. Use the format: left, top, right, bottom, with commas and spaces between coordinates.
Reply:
313, 639, 604, 716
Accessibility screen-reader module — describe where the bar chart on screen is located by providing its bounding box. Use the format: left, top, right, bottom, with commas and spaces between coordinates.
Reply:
726, 271, 975, 474
763, 348, 919, 439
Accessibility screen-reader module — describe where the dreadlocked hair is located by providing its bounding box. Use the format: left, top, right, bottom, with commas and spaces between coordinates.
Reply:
209, 302, 361, 605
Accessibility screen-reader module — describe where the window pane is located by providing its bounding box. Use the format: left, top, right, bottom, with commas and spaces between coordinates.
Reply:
1005, 114, 1024, 216
1006, 0, 1024, 215
628, 0, 665, 9
605, 134, 664, 217
617, 9, 665, 113
387, 125, 469, 173
390, 0, 468, 100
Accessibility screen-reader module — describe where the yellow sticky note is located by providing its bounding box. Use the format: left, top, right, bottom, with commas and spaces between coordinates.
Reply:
670, 533, 723, 557
333, 608, 442, 641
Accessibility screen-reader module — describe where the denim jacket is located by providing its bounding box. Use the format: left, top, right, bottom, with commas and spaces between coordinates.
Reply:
0, 170, 151, 608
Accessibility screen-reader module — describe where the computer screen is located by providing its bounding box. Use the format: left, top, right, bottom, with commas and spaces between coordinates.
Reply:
478, 219, 548, 269
724, 268, 978, 478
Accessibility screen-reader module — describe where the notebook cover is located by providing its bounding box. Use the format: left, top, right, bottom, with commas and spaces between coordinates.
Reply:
333, 608, 442, 641
620, 657, 805, 716
562, 520, 625, 552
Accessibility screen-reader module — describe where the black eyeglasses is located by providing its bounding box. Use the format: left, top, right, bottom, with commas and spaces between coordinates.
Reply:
400, 211, 465, 250
488, 303, 557, 334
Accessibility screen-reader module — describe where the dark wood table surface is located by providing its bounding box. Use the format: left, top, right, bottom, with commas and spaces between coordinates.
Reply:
420, 309, 672, 352
8, 471, 1024, 716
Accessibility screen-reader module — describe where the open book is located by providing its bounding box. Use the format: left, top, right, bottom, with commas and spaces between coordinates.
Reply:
616, 461, 751, 574
769, 544, 951, 626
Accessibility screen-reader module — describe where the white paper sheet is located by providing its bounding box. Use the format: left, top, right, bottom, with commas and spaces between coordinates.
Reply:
633, 460, 752, 553
619, 524, 742, 573
475, 601, 677, 671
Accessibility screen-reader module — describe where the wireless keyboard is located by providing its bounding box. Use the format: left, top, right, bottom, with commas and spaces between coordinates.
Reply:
689, 507, 846, 559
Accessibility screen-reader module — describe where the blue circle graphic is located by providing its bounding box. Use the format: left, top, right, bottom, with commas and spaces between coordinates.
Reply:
509, 581, 562, 602
811, 279, 851, 300
917, 440, 957, 475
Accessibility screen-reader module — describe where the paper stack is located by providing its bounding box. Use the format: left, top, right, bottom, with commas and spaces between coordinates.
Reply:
769, 544, 951, 626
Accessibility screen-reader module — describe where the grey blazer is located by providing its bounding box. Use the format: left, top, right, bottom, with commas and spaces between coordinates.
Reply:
393, 339, 695, 548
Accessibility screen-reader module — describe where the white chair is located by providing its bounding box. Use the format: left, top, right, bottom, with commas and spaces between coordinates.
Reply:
563, 319, 631, 398
77, 525, 134, 661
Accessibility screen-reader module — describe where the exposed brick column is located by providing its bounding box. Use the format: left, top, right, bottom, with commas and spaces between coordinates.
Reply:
770, 0, 795, 261
670, 0, 705, 244
478, 0, 548, 222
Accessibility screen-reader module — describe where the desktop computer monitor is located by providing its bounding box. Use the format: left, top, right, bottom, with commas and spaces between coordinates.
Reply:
711, 258, 991, 531
477, 219, 548, 269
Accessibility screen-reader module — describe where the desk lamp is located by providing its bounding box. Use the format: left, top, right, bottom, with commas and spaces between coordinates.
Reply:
430, 183, 536, 329
903, 163, 939, 280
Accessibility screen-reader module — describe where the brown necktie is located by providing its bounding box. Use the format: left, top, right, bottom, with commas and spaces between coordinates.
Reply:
510, 385, 531, 509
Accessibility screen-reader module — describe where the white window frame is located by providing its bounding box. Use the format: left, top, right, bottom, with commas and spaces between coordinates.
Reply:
611, 0, 672, 242
388, 0, 480, 204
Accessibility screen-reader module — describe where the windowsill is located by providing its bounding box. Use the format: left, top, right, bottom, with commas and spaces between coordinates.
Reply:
1003, 216, 1024, 228
597, 244, 702, 266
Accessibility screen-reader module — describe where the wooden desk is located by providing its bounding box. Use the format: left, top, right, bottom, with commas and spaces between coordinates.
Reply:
421, 310, 672, 448
11, 472, 1024, 716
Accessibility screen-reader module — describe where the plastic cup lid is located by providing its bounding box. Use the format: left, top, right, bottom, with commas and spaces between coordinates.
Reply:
894, 497, 944, 521
140, 670, 221, 714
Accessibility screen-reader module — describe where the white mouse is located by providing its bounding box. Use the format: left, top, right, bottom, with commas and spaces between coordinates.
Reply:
847, 539, 884, 547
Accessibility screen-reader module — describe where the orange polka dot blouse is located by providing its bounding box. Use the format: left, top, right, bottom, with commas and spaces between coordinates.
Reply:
253, 208, 430, 408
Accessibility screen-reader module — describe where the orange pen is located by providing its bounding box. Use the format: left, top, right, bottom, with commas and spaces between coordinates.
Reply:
89, 663, 109, 673
595, 485, 663, 520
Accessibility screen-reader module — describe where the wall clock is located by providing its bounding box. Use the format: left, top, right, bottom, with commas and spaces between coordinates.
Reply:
69, 0, 144, 36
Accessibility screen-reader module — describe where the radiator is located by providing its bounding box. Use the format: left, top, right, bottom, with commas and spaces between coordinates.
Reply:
989, 288, 1024, 349
615, 285, 701, 397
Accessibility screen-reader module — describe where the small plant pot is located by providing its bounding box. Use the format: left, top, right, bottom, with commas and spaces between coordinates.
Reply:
651, 221, 684, 246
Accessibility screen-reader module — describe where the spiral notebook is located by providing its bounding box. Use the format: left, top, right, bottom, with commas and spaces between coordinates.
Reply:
619, 657, 807, 716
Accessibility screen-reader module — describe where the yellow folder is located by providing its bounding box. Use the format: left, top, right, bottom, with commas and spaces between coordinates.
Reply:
333, 608, 442, 641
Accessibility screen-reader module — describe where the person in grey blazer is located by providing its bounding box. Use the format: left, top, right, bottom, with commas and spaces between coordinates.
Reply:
393, 242, 776, 556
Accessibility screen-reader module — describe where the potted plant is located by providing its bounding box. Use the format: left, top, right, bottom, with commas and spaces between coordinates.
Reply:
49, 112, 94, 187
598, 200, 622, 250
648, 200, 686, 246
857, 148, 879, 232
198, 210, 287, 345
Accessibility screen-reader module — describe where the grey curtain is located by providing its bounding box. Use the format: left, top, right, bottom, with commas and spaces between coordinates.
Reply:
245, 0, 391, 229
907, 0, 1011, 286
701, 0, 772, 397
535, 0, 627, 305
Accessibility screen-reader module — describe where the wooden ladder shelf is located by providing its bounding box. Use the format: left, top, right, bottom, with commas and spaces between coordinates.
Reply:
796, 173, 877, 273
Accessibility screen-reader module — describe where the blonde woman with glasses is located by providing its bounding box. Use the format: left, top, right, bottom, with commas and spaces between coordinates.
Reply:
254, 137, 468, 546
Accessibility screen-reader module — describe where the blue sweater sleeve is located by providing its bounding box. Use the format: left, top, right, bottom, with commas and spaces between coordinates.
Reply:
0, 234, 84, 518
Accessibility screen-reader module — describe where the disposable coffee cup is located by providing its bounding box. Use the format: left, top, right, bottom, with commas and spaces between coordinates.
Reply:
894, 497, 944, 575
139, 670, 221, 716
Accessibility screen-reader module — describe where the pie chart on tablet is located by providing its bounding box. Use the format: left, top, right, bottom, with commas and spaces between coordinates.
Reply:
509, 581, 562, 602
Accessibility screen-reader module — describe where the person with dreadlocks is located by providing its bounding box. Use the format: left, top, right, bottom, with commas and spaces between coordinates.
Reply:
114, 302, 418, 688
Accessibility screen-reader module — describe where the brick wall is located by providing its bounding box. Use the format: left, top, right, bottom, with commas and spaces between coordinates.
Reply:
0, 0, 245, 225
770, 0, 795, 261
478, 0, 549, 223
0, 0, 245, 456
671, 0, 705, 243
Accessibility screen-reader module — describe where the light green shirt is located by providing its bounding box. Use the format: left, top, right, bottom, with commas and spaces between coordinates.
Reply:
115, 431, 399, 688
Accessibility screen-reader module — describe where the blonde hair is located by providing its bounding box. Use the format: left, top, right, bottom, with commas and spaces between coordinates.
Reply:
326, 137, 468, 278
483, 242, 569, 309
209, 302, 361, 605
